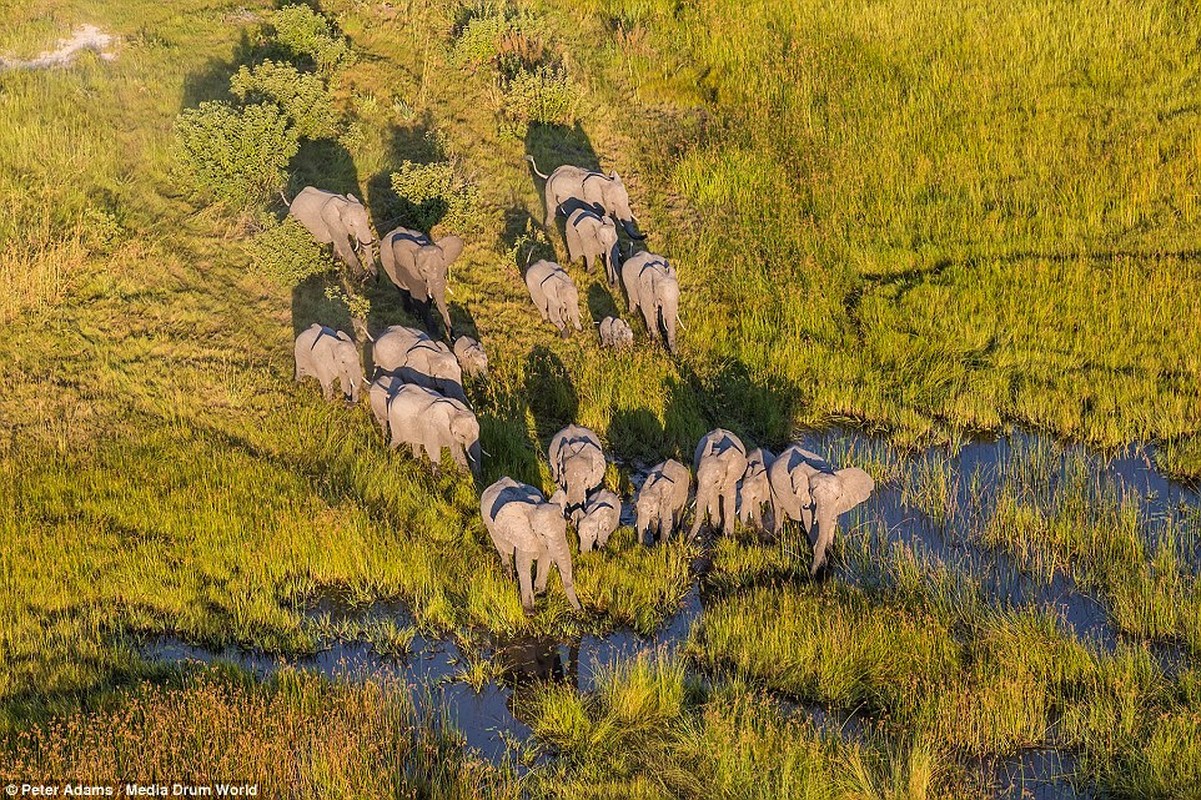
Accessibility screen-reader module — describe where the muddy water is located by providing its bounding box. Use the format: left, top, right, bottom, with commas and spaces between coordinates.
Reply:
142, 428, 1198, 794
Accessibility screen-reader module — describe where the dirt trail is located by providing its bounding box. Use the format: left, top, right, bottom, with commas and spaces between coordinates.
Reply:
0, 24, 116, 70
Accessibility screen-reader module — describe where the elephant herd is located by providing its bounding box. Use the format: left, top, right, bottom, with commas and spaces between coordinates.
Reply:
286, 156, 874, 613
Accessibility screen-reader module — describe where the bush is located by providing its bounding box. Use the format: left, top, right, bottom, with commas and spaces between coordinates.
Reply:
230, 60, 340, 139
250, 216, 337, 286
174, 102, 299, 207
389, 160, 486, 233
269, 4, 351, 75
497, 62, 578, 137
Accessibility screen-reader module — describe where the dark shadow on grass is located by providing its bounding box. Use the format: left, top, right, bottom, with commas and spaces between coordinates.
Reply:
607, 408, 666, 464
477, 379, 541, 488
586, 283, 621, 324
365, 113, 445, 236
524, 345, 577, 449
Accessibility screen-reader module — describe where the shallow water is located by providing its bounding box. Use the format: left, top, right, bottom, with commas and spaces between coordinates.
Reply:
142, 427, 1200, 794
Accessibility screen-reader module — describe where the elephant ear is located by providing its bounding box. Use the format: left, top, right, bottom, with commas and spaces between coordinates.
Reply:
347, 193, 361, 204
834, 468, 875, 515
436, 235, 465, 267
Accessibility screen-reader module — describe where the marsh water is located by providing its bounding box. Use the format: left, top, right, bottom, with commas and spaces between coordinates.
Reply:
141, 427, 1199, 795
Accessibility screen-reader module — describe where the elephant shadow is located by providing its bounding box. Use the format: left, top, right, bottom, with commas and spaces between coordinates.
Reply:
670, 360, 798, 454
524, 345, 578, 449
289, 138, 361, 201
586, 283, 621, 324
476, 376, 542, 488
607, 407, 667, 464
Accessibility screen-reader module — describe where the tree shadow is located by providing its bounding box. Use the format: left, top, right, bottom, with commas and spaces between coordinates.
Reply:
179, 30, 264, 110
289, 273, 354, 337
524, 345, 578, 448
289, 138, 361, 199
365, 113, 444, 237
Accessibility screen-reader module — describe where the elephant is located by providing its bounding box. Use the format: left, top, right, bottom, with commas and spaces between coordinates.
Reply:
288, 187, 378, 276
738, 447, 775, 532
565, 207, 621, 285
387, 383, 480, 477
634, 459, 691, 545
379, 227, 464, 336
548, 425, 606, 513
621, 251, 680, 353
525, 260, 583, 338
690, 428, 748, 539
368, 373, 406, 435
293, 324, 364, 403
598, 316, 634, 349
768, 445, 875, 576
526, 156, 645, 240
371, 326, 466, 402
576, 488, 621, 552
453, 336, 488, 378
481, 477, 581, 612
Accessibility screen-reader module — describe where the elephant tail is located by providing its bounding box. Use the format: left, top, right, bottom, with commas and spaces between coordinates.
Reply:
525, 155, 550, 180
278, 189, 292, 208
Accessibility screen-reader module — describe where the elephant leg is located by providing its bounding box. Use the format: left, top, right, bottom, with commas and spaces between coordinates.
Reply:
688, 493, 708, 540
544, 187, 558, 228
333, 238, 362, 273
721, 485, 737, 536
516, 551, 536, 610
534, 557, 550, 593
320, 379, 335, 401
640, 304, 658, 342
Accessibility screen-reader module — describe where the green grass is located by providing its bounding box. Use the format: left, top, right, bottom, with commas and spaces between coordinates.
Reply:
1, 0, 1200, 796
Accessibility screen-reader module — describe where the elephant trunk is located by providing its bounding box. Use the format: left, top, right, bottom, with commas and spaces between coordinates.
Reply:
811, 504, 836, 576
467, 439, 482, 479
621, 218, 646, 240
554, 551, 581, 610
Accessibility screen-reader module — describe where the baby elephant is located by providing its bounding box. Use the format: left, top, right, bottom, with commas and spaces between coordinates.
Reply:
577, 489, 621, 552
525, 260, 582, 338
598, 316, 634, 349
387, 383, 480, 477
635, 459, 691, 545
691, 428, 748, 539
549, 425, 607, 513
294, 324, 364, 403
453, 336, 489, 378
739, 447, 775, 532
481, 478, 581, 612
565, 207, 620, 285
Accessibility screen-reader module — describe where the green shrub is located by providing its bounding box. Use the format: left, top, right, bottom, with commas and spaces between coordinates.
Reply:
229, 60, 340, 139
269, 4, 351, 76
452, 12, 507, 66
497, 61, 577, 136
389, 160, 486, 233
250, 216, 337, 286
174, 101, 299, 207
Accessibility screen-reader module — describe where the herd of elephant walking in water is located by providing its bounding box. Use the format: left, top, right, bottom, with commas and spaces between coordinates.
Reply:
288, 155, 875, 611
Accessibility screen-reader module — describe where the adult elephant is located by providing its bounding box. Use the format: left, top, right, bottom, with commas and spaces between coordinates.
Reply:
387, 383, 480, 477
526, 156, 645, 240
293, 324, 364, 403
690, 428, 747, 540
481, 478, 582, 612
769, 445, 875, 576
548, 425, 606, 514
379, 227, 464, 337
372, 326, 465, 402
621, 251, 680, 354
288, 187, 378, 276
